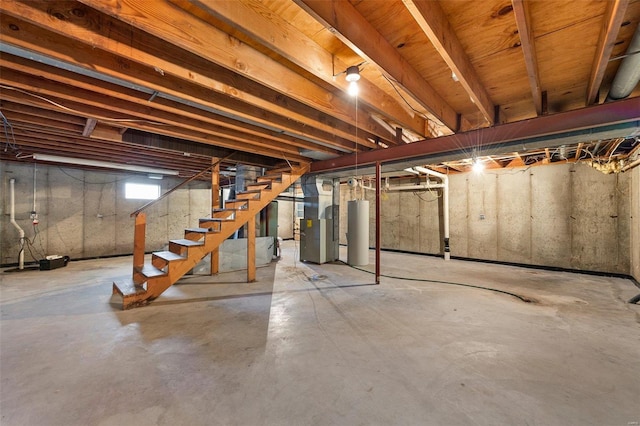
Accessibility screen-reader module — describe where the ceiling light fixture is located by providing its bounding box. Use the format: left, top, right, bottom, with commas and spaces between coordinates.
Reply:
472, 158, 485, 173
346, 65, 360, 97
32, 153, 180, 176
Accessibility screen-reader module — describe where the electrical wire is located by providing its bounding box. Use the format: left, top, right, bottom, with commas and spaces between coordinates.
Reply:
0, 85, 170, 126
55, 166, 130, 184
381, 74, 431, 122
336, 260, 533, 303
1, 110, 20, 153
412, 188, 441, 202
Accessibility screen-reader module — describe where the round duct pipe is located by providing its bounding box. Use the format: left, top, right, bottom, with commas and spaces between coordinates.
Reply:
607, 24, 640, 101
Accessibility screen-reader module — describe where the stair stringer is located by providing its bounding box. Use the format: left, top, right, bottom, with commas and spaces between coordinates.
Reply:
114, 165, 308, 309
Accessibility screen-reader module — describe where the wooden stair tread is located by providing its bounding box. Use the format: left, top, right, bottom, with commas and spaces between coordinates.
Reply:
152, 251, 186, 262
246, 182, 271, 189
185, 227, 217, 233
169, 239, 205, 247
118, 163, 308, 309
199, 217, 234, 223
257, 175, 283, 182
113, 279, 145, 297
137, 264, 166, 278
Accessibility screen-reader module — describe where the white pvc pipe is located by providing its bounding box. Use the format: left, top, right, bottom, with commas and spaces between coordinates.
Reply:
9, 179, 25, 270
361, 182, 445, 191
414, 167, 450, 260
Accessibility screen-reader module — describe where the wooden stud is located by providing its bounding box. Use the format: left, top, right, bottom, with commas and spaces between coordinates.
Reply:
211, 157, 220, 275
395, 127, 404, 144
133, 213, 146, 276
247, 214, 256, 283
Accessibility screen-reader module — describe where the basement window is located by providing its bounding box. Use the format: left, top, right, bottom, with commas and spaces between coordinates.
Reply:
125, 183, 161, 200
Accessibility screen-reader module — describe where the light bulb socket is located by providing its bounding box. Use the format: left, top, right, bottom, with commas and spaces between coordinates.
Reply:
345, 66, 360, 82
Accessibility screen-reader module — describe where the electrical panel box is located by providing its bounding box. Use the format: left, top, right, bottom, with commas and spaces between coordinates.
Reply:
300, 218, 336, 264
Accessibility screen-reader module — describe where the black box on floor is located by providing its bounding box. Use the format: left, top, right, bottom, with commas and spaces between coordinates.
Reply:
39, 257, 66, 270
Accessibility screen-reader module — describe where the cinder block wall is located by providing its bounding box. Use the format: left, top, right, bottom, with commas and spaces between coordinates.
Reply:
1, 162, 211, 266
340, 162, 634, 275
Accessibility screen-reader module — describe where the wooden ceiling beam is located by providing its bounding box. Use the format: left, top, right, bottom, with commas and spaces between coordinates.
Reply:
512, 0, 543, 116
0, 6, 383, 150
70, 0, 392, 146
11, 131, 209, 169
172, 0, 425, 139
294, 0, 459, 131
585, 0, 629, 105
402, 0, 495, 126
1, 110, 84, 134
0, 52, 342, 155
1, 100, 86, 126
1, 80, 310, 163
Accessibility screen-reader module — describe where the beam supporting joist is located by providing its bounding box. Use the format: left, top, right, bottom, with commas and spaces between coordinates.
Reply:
0, 65, 312, 161
173, 0, 426, 138
9, 131, 212, 174
402, 0, 494, 126
1, 83, 310, 164
311, 97, 640, 173
294, 0, 459, 131
512, 0, 543, 116
0, 4, 384, 150
71, 0, 392, 146
585, 0, 629, 105
1, 52, 341, 156
82, 118, 97, 137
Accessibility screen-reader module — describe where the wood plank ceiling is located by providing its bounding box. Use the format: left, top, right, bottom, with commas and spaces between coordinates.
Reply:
1, 0, 639, 178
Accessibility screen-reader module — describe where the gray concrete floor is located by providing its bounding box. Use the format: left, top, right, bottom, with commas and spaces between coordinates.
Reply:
1, 241, 639, 426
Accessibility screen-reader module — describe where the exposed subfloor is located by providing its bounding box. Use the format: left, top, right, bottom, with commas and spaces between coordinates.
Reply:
1, 241, 639, 426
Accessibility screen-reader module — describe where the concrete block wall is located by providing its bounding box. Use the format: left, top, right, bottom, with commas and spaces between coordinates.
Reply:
340, 162, 633, 275
1, 162, 210, 266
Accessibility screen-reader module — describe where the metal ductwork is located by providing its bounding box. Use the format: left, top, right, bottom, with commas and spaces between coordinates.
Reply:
607, 24, 640, 101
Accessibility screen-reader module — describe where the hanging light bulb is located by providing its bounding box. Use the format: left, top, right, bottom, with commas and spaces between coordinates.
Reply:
348, 81, 359, 96
345, 65, 360, 97
472, 158, 484, 173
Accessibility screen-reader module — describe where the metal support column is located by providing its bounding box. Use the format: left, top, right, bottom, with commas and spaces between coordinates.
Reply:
375, 161, 381, 284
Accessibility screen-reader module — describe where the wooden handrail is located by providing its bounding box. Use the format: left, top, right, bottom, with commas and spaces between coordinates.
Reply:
130, 153, 235, 217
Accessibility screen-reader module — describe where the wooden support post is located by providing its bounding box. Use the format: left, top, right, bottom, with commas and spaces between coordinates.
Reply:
133, 212, 146, 273
247, 214, 256, 282
395, 127, 403, 144
210, 157, 220, 275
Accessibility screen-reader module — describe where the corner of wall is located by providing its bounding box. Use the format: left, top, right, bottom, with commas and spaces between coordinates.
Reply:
631, 166, 640, 282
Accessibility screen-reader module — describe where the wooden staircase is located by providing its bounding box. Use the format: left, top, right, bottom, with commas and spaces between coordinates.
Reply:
113, 165, 308, 309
